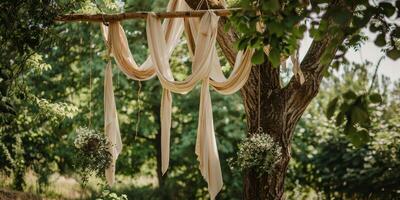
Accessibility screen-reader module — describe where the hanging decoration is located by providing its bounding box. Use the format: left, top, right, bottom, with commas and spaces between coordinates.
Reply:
73, 29, 112, 185
54, 0, 306, 198
73, 126, 112, 184
101, 0, 253, 199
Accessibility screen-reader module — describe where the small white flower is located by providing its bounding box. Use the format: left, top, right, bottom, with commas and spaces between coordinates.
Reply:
229, 132, 282, 176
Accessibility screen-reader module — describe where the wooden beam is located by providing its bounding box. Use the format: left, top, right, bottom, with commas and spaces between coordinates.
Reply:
55, 9, 239, 22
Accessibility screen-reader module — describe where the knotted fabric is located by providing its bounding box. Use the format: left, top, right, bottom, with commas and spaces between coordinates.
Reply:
101, 0, 254, 198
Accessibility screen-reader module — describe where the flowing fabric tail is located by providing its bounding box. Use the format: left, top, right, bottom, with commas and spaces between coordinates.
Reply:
196, 79, 223, 200
104, 61, 122, 185
161, 88, 172, 174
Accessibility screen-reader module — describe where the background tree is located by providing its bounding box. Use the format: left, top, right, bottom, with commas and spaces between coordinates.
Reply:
287, 61, 400, 199
183, 0, 400, 199
0, 0, 80, 190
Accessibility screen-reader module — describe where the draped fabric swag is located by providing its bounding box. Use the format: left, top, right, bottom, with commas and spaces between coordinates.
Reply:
101, 0, 254, 198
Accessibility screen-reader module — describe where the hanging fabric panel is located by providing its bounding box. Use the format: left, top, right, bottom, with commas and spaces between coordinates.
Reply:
104, 61, 122, 185
146, 12, 222, 199
101, 1, 255, 198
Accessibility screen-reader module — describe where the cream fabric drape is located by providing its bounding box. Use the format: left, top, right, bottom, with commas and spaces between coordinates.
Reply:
104, 61, 122, 185
102, 0, 186, 185
147, 12, 222, 199
101, 0, 185, 81
102, 1, 254, 198
291, 49, 305, 84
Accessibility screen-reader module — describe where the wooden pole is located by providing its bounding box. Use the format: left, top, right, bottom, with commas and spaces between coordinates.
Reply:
55, 9, 239, 22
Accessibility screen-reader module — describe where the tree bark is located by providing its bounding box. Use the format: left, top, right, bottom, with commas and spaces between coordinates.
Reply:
184, 0, 353, 199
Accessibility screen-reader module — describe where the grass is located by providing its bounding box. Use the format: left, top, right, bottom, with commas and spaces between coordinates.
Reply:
0, 171, 158, 200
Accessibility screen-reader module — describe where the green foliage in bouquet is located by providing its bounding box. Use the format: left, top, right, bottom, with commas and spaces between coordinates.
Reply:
74, 127, 112, 183
229, 132, 282, 176
96, 190, 128, 200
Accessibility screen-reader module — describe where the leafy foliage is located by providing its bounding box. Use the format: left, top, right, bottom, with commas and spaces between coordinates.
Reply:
288, 62, 400, 199
74, 127, 112, 184
227, 0, 400, 66
229, 132, 282, 176
325, 91, 382, 146
95, 190, 128, 200
0, 0, 80, 190
324, 61, 384, 146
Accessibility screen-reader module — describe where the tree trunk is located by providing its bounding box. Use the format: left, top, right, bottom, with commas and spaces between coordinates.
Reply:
182, 1, 352, 199
241, 63, 289, 200
240, 63, 321, 199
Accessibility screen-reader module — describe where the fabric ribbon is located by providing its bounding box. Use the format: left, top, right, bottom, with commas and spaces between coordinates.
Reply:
146, 12, 222, 199
101, 0, 254, 198
291, 49, 305, 84
104, 61, 122, 185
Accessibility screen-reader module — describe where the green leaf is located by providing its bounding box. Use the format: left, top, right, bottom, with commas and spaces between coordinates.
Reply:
320, 51, 332, 65
319, 20, 329, 32
387, 48, 400, 60
374, 33, 386, 47
379, 2, 396, 17
350, 105, 370, 127
268, 21, 285, 36
369, 24, 381, 33
391, 27, 400, 38
263, 0, 280, 12
237, 22, 250, 34
352, 16, 370, 28
343, 90, 357, 99
336, 111, 345, 126
326, 97, 339, 119
369, 93, 382, 103
234, 38, 249, 50
332, 9, 352, 25
251, 49, 265, 65
343, 123, 357, 135
309, 27, 322, 41
347, 130, 370, 147
249, 37, 261, 48
268, 48, 280, 67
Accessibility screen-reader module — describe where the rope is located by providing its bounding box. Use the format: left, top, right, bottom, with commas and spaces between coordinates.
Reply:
205, 0, 210, 10
257, 64, 262, 133
89, 37, 93, 129
196, 0, 206, 10
85, 24, 93, 129
368, 56, 384, 93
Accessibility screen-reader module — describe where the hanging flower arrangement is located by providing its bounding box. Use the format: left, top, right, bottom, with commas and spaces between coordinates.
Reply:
229, 131, 282, 176
74, 127, 112, 183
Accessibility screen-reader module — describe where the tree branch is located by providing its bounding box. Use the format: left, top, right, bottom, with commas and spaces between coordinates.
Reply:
55, 9, 238, 22
283, 0, 356, 138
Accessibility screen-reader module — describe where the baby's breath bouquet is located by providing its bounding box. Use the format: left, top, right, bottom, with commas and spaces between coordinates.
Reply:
96, 190, 128, 200
229, 132, 282, 176
74, 127, 112, 183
